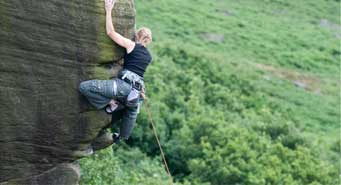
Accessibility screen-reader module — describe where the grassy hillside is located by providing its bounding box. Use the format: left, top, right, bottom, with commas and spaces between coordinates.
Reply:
80, 0, 340, 184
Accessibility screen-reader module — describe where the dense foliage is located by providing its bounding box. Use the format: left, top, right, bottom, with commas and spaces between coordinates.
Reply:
80, 0, 340, 184
80, 146, 170, 185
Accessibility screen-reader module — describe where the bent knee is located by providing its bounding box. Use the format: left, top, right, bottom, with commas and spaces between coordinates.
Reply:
79, 81, 91, 94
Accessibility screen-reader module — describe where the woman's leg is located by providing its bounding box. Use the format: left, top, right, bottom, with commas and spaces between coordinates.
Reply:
119, 106, 138, 140
79, 79, 138, 140
79, 80, 115, 109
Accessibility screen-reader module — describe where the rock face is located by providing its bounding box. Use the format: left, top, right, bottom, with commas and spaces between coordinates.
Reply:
0, 0, 135, 184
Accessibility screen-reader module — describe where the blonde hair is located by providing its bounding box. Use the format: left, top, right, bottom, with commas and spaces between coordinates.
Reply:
136, 27, 152, 46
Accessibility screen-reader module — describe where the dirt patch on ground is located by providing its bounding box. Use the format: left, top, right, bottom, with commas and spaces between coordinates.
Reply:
272, 9, 288, 15
319, 19, 341, 39
215, 9, 234, 16
200, 32, 225, 43
255, 63, 322, 93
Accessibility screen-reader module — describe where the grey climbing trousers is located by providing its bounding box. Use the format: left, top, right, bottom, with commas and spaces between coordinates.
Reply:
79, 79, 139, 140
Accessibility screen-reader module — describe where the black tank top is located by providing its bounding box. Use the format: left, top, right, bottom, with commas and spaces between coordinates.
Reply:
123, 43, 152, 77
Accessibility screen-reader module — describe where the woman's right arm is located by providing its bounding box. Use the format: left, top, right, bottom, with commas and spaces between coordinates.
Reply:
105, 0, 135, 53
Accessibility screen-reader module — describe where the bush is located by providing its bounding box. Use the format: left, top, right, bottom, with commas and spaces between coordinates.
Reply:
80, 146, 172, 185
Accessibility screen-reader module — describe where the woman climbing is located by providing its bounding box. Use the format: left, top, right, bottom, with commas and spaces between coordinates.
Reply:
79, 0, 153, 144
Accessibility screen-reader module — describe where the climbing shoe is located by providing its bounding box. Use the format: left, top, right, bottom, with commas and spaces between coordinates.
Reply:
105, 99, 119, 114
113, 133, 121, 144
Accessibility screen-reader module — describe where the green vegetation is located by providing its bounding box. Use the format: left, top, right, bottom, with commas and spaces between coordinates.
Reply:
80, 146, 170, 185
80, 0, 340, 184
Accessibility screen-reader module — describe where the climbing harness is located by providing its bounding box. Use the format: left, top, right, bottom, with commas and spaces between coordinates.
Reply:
144, 99, 174, 185
119, 69, 144, 91
119, 69, 144, 108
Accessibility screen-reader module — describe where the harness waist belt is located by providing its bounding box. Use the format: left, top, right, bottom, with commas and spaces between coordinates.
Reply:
119, 69, 144, 91
121, 77, 143, 90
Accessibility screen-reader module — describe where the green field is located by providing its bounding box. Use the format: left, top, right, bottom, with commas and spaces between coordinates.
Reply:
80, 0, 340, 184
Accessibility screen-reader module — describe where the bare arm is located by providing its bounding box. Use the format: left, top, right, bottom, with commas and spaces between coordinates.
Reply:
105, 0, 135, 53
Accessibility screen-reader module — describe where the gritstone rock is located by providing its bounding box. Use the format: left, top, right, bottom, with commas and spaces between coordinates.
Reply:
0, 0, 135, 184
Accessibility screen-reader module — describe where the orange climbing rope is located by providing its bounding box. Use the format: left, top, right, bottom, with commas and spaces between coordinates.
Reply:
144, 100, 174, 185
